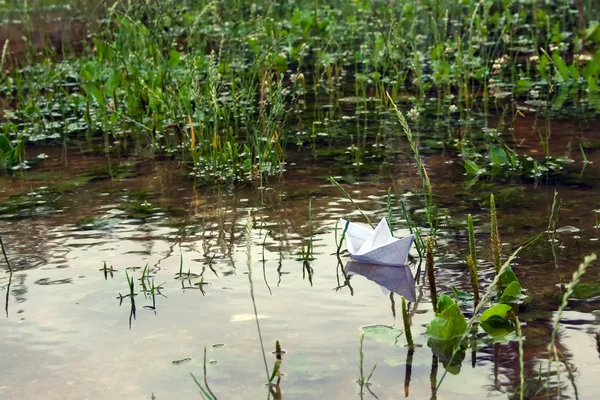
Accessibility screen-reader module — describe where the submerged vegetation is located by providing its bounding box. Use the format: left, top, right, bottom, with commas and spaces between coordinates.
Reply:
0, 0, 599, 399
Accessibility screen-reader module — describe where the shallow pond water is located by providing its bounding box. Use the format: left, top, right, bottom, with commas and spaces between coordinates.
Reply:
0, 105, 599, 399
1, 2, 600, 399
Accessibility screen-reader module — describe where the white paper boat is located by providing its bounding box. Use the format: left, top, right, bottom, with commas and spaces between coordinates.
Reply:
345, 262, 416, 302
339, 218, 414, 267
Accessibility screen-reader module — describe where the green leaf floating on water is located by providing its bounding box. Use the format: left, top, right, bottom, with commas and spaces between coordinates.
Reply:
426, 295, 468, 340
362, 325, 404, 345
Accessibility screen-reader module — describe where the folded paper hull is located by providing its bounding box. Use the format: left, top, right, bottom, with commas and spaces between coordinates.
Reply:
339, 218, 414, 267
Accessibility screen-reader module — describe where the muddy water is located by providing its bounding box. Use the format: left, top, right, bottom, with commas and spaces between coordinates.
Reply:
0, 106, 599, 399
0, 0, 96, 60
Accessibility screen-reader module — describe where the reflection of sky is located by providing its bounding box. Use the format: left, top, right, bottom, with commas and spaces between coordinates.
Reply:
0, 153, 598, 398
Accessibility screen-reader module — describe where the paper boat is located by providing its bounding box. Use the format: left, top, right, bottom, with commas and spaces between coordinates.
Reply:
339, 218, 414, 267
345, 262, 416, 302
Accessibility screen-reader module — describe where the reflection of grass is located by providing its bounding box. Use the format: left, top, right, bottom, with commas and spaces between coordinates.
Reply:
190, 347, 217, 400
547, 253, 597, 398
0, 233, 12, 273
358, 333, 378, 398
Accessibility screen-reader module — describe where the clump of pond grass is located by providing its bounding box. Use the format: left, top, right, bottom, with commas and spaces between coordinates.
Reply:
433, 246, 524, 396
117, 270, 138, 329
99, 261, 115, 280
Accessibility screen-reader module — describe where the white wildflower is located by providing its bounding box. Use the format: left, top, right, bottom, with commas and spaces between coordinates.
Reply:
407, 108, 420, 120
575, 53, 592, 62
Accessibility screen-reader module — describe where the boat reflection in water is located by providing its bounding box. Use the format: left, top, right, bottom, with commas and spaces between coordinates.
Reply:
345, 262, 416, 302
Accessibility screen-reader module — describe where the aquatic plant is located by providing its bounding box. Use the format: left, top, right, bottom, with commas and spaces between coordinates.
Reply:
466, 214, 480, 302
489, 194, 501, 274
426, 237, 438, 312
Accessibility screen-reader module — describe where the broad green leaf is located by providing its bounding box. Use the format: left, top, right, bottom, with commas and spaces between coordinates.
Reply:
489, 145, 509, 165
436, 294, 455, 315
80, 61, 97, 81
516, 79, 532, 94
552, 53, 570, 82
0, 134, 11, 153
502, 281, 521, 297
481, 303, 512, 323
539, 54, 549, 80
168, 50, 181, 68
584, 21, 600, 42
499, 266, 518, 286
464, 160, 483, 176
105, 71, 121, 93
569, 62, 580, 81
588, 76, 599, 94
553, 86, 569, 109
427, 302, 467, 340
499, 281, 521, 304
480, 320, 516, 342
